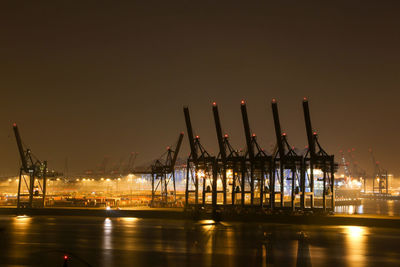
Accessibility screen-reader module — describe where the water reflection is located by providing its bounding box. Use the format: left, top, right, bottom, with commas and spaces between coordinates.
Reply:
7, 216, 33, 264
121, 217, 139, 223
2, 216, 400, 266
335, 199, 400, 216
12, 215, 32, 237
14, 215, 31, 222
387, 200, 394, 216
102, 218, 113, 266
342, 226, 368, 267
335, 204, 364, 215
103, 218, 112, 249
296, 232, 312, 267
198, 219, 216, 225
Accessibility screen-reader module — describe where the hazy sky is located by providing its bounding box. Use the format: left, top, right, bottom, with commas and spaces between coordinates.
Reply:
1, 1, 399, 176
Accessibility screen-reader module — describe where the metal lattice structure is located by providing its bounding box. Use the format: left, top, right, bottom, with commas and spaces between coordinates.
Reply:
151, 133, 184, 207
302, 98, 336, 211
369, 148, 388, 194
271, 99, 304, 211
184, 107, 218, 209
183, 98, 337, 213
13, 124, 48, 209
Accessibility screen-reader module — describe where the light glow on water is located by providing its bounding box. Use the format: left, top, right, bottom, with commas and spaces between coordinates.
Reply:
199, 220, 215, 225
2, 216, 400, 266
13, 215, 32, 230
121, 217, 139, 223
342, 226, 368, 267
103, 218, 113, 250
344, 226, 366, 239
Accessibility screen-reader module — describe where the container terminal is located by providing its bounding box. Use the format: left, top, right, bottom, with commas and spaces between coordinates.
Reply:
0, 98, 398, 220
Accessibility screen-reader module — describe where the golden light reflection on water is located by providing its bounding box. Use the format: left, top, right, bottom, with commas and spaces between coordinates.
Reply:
226, 229, 234, 256
203, 222, 215, 255
10, 215, 32, 260
387, 200, 394, 216
13, 215, 32, 231
342, 226, 368, 267
199, 220, 215, 225
121, 217, 139, 223
335, 205, 364, 215
103, 218, 113, 250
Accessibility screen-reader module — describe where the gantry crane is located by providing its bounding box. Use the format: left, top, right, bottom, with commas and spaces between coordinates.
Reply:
368, 148, 388, 194
151, 133, 184, 207
240, 100, 272, 207
302, 98, 336, 211
212, 101, 247, 206
347, 148, 367, 190
184, 106, 217, 208
339, 150, 351, 183
271, 98, 304, 211
125, 152, 138, 174
13, 123, 48, 209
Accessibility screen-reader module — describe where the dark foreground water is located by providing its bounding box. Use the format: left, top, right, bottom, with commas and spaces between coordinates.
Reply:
0, 215, 400, 267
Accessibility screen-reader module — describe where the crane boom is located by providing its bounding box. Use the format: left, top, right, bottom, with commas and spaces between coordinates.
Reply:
212, 102, 227, 162
183, 107, 198, 162
271, 99, 285, 159
171, 132, 184, 169
302, 98, 316, 157
369, 148, 381, 177
240, 100, 254, 161
13, 123, 29, 172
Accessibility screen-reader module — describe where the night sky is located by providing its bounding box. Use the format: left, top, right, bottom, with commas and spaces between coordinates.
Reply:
1, 2, 399, 176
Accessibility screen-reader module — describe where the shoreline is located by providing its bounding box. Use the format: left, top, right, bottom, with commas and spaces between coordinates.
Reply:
1, 207, 399, 228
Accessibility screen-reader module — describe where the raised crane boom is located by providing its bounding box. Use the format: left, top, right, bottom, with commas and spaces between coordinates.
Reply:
183, 107, 198, 163
302, 98, 316, 157
13, 123, 29, 172
368, 148, 380, 178
240, 100, 254, 161
271, 99, 285, 159
170, 132, 184, 169
12, 123, 55, 209
126, 152, 138, 173
212, 102, 227, 162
